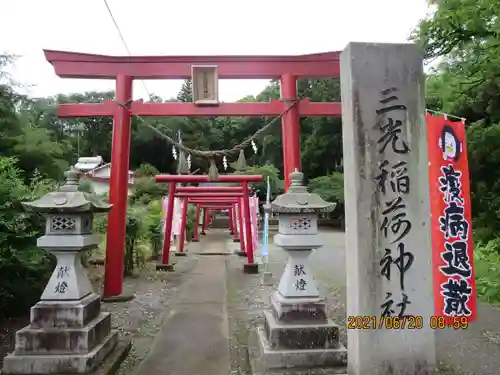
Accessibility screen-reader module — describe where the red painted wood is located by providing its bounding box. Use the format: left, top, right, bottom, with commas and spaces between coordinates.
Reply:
176, 193, 243, 198
242, 183, 254, 265
178, 198, 188, 253
281, 73, 302, 190
44, 50, 340, 79
198, 205, 233, 208
232, 205, 239, 242
58, 99, 341, 118
161, 182, 176, 264
176, 186, 249, 193
155, 175, 262, 183
103, 74, 132, 298
188, 198, 240, 201
237, 201, 245, 254
192, 204, 201, 241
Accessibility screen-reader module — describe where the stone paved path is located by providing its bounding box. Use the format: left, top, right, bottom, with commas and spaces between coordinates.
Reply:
135, 234, 231, 375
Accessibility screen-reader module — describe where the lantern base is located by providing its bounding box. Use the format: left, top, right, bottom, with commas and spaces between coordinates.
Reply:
248, 295, 347, 374
156, 264, 175, 271
175, 252, 188, 257
30, 293, 101, 328
271, 291, 327, 323
192, 238, 200, 242
2, 331, 118, 374
243, 263, 259, 274
236, 251, 247, 257
232, 238, 240, 243
2, 293, 121, 374
249, 327, 347, 373
102, 294, 135, 303
262, 310, 340, 350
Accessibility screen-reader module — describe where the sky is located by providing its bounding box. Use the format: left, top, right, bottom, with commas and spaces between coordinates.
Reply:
1, 0, 431, 102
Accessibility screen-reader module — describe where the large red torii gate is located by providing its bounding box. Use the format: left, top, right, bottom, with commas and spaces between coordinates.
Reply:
44, 50, 341, 298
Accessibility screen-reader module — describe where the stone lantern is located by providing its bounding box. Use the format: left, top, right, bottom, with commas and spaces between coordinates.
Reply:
2, 167, 119, 374
250, 170, 347, 372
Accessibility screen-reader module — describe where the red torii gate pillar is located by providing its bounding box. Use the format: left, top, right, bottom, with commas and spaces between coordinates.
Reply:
105, 74, 133, 298
281, 73, 301, 189
201, 208, 209, 235
176, 198, 189, 255
192, 204, 202, 242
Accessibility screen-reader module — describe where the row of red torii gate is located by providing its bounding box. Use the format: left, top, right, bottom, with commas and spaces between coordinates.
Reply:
43, 49, 342, 298
158, 178, 263, 272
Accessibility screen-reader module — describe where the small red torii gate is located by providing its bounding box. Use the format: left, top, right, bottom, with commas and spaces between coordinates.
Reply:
43, 50, 341, 298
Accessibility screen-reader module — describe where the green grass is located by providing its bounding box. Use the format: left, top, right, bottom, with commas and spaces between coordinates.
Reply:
474, 239, 500, 304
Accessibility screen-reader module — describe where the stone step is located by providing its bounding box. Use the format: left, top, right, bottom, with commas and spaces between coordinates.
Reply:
15, 312, 111, 355
263, 311, 340, 350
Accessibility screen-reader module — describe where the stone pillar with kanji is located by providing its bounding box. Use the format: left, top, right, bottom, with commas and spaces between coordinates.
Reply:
249, 170, 347, 373
2, 168, 121, 374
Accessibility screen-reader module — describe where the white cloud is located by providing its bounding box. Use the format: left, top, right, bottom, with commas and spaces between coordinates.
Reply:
0, 0, 430, 101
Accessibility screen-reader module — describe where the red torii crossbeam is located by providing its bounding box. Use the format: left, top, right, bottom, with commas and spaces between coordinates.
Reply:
44, 50, 341, 297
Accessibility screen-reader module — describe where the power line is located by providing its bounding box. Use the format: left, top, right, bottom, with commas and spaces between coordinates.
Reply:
102, 0, 151, 99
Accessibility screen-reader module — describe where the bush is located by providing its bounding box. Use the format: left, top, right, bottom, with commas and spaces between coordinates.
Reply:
474, 237, 500, 303
0, 157, 56, 319
124, 212, 142, 276
136, 163, 160, 177
185, 204, 197, 240
78, 179, 94, 193
123, 202, 159, 275
309, 173, 344, 204
130, 177, 167, 205
93, 212, 108, 234
232, 164, 281, 197
146, 199, 163, 260
309, 173, 345, 219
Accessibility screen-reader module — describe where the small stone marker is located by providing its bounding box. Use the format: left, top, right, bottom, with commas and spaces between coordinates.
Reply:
2, 167, 121, 374
249, 170, 347, 374
340, 42, 437, 374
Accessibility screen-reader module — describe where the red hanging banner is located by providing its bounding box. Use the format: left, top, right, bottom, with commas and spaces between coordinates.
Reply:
426, 113, 477, 322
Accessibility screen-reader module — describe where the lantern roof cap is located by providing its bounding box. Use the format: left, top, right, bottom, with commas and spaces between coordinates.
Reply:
21, 167, 113, 214
264, 169, 336, 214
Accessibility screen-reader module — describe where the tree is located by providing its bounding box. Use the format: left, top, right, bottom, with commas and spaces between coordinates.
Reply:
309, 173, 344, 204
136, 163, 160, 176
177, 79, 193, 102
412, 0, 500, 123
413, 0, 500, 244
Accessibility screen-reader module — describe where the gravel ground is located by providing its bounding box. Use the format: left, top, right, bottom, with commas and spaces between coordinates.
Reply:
90, 257, 199, 375
226, 228, 500, 375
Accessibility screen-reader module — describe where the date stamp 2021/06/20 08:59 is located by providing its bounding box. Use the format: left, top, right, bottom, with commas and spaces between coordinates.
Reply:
347, 315, 469, 330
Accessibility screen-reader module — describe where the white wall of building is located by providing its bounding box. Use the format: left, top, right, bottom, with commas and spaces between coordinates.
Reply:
83, 178, 134, 197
